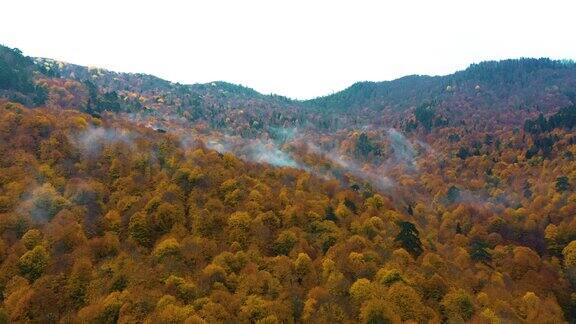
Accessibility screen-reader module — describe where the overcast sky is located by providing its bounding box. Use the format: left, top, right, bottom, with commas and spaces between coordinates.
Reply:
1, 0, 575, 99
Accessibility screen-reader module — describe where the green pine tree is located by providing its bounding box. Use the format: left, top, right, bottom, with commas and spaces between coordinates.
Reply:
395, 221, 423, 257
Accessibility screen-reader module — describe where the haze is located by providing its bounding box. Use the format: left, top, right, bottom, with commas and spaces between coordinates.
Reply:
2, 0, 575, 99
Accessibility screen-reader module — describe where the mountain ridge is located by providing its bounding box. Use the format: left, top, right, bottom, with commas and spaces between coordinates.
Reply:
34, 54, 576, 103
3, 44, 576, 138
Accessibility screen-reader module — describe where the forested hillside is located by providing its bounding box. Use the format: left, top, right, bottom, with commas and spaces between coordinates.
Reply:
0, 44, 576, 323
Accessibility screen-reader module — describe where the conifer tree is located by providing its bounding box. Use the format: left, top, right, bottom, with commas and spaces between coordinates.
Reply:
395, 221, 423, 257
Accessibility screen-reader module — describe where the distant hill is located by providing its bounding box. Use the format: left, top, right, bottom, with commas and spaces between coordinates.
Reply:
1, 44, 575, 141
2, 44, 574, 132
307, 58, 576, 111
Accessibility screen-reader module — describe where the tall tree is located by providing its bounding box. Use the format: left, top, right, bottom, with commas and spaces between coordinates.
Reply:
395, 221, 423, 257
469, 240, 492, 265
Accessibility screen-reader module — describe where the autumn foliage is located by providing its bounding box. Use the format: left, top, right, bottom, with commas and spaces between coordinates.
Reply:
0, 44, 575, 322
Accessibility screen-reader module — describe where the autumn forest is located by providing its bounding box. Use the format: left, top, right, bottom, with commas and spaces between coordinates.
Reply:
1, 44, 576, 323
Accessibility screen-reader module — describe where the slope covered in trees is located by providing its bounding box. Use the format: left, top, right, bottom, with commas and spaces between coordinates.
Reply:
0, 101, 572, 323
0, 46, 49, 107
0, 44, 576, 322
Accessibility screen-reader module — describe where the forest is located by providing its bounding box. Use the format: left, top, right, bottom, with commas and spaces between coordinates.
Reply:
0, 44, 576, 323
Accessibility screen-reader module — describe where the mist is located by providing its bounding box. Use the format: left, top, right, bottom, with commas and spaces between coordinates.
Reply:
203, 134, 303, 169
75, 126, 134, 156
306, 142, 394, 191
387, 128, 417, 169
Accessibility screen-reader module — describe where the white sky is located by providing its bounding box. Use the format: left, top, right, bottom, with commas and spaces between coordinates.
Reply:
1, 0, 575, 99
